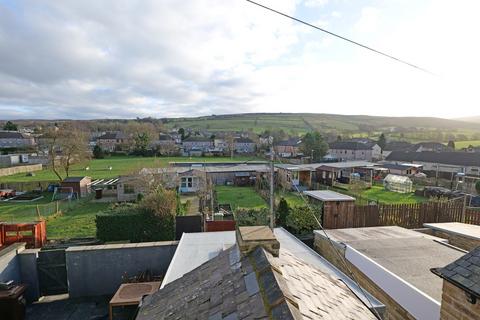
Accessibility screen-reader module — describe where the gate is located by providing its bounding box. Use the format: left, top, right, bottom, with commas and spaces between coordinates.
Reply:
37, 249, 68, 296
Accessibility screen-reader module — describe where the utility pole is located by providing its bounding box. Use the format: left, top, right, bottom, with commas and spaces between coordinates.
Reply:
311, 149, 314, 163
269, 137, 275, 229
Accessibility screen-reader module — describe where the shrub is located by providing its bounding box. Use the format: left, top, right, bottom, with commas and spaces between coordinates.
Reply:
276, 197, 290, 226
92, 145, 105, 159
235, 208, 269, 226
96, 203, 174, 242
476, 180, 480, 195
285, 204, 321, 235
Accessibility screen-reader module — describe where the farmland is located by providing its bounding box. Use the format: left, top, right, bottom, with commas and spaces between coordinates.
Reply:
0, 155, 261, 183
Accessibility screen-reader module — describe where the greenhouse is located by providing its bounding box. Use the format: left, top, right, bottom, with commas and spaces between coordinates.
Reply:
383, 174, 413, 193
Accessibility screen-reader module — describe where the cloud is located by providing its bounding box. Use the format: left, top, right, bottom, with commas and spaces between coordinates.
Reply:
0, 0, 479, 120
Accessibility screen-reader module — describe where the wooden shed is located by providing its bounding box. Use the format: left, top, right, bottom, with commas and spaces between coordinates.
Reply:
303, 190, 356, 229
60, 176, 92, 198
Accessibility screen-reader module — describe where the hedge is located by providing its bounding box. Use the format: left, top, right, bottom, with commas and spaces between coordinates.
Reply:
96, 204, 175, 242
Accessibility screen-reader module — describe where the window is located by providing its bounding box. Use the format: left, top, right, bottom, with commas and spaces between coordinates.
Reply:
181, 177, 194, 188
123, 184, 135, 194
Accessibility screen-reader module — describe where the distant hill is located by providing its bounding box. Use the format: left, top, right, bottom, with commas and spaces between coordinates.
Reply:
162, 113, 480, 134
456, 116, 480, 124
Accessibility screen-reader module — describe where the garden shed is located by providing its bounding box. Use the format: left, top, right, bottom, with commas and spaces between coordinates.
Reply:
383, 174, 413, 193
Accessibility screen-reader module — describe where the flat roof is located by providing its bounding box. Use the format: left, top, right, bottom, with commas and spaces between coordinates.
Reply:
304, 190, 355, 202
161, 231, 236, 288
319, 161, 375, 169
315, 226, 465, 302
424, 222, 480, 240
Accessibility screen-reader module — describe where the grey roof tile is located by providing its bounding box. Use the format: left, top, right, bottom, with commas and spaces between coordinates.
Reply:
433, 246, 480, 297
136, 245, 376, 320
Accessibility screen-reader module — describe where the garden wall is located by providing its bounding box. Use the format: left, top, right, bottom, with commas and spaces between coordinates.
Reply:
66, 241, 178, 297
0, 164, 42, 177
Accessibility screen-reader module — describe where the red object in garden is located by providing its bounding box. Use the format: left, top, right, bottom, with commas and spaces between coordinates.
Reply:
0, 221, 46, 248
205, 220, 236, 232
0, 189, 16, 199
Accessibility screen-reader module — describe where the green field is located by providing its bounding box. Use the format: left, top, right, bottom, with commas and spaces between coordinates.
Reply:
358, 185, 426, 204
0, 155, 261, 183
454, 140, 480, 149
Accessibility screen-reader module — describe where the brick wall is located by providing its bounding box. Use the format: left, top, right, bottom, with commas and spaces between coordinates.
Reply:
440, 281, 480, 320
314, 236, 416, 320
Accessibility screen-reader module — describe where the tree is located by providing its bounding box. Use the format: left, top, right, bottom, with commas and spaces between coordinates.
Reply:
276, 198, 290, 226
300, 131, 328, 162
139, 186, 177, 218
476, 180, 480, 195
447, 140, 456, 150
93, 145, 105, 159
125, 122, 157, 155
42, 125, 90, 181
3, 121, 17, 131
378, 133, 387, 151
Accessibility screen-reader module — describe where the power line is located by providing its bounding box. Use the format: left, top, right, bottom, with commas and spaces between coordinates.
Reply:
246, 0, 434, 75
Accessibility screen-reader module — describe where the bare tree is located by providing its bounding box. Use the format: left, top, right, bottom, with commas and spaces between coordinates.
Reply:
42, 125, 90, 181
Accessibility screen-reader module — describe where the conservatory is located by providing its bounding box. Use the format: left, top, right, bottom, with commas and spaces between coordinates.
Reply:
383, 174, 413, 193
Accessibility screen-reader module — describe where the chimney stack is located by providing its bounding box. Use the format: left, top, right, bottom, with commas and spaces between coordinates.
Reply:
236, 226, 280, 257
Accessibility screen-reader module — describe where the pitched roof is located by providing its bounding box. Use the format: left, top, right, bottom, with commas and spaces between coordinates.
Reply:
383, 141, 413, 151
276, 138, 301, 147
158, 133, 174, 141
97, 132, 127, 140
413, 142, 450, 151
431, 247, 480, 298
136, 245, 376, 320
183, 136, 212, 142
386, 151, 480, 167
0, 131, 29, 139
329, 141, 377, 150
380, 163, 417, 171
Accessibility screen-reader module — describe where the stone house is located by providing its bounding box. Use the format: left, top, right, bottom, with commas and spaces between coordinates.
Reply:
96, 132, 128, 152
0, 131, 36, 149
328, 140, 382, 161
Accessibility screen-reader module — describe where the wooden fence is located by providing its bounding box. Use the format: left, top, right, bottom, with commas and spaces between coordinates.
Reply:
323, 201, 480, 229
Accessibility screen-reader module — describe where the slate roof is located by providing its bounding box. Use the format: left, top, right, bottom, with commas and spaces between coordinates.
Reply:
386, 151, 480, 167
136, 245, 376, 320
97, 132, 127, 140
431, 246, 480, 298
183, 136, 213, 142
383, 141, 413, 151
412, 142, 451, 151
0, 131, 30, 139
329, 141, 376, 150
276, 138, 302, 147
158, 133, 174, 141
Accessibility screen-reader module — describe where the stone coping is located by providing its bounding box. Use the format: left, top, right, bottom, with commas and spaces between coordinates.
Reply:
65, 241, 178, 252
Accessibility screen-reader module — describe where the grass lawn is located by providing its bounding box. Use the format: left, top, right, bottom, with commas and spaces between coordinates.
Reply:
215, 186, 266, 210
46, 202, 110, 239
358, 185, 426, 204
276, 191, 305, 207
0, 155, 261, 183
0, 192, 111, 239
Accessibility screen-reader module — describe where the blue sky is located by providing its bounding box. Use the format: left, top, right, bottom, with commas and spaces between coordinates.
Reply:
0, 0, 479, 119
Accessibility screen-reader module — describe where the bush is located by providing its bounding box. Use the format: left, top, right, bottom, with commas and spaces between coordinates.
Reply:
96, 203, 174, 242
235, 208, 269, 226
476, 180, 480, 195
276, 198, 290, 226
285, 204, 321, 235
92, 145, 105, 159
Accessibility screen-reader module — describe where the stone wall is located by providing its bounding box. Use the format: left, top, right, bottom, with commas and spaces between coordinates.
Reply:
440, 281, 480, 320
0, 163, 42, 177
0, 243, 25, 283
429, 229, 480, 251
314, 235, 416, 320
66, 241, 177, 298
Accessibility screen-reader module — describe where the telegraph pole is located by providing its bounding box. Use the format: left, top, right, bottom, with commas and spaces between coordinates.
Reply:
269, 137, 275, 229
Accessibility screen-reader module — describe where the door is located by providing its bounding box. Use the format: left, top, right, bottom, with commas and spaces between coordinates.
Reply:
37, 249, 68, 296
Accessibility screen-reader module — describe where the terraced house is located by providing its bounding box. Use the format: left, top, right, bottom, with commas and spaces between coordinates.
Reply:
0, 131, 36, 149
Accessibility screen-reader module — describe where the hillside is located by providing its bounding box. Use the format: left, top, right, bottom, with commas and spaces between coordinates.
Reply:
457, 116, 480, 124
162, 113, 480, 135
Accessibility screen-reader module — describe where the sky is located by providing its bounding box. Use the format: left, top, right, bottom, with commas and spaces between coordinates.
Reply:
0, 0, 479, 120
